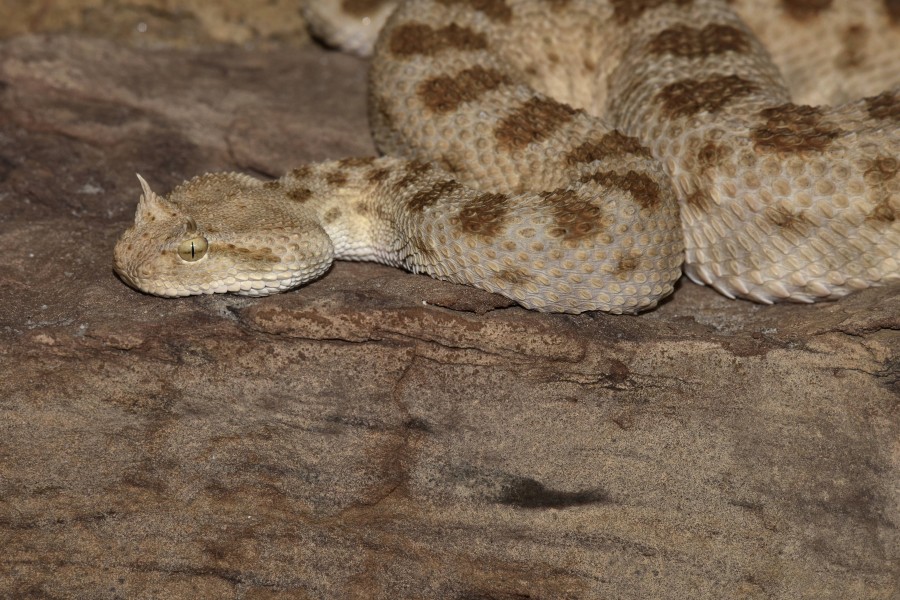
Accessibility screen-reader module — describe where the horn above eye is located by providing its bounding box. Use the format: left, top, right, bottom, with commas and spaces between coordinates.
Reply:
177, 236, 209, 262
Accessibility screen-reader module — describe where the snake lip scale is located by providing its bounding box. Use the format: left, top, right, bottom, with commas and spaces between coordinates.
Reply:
114, 0, 899, 314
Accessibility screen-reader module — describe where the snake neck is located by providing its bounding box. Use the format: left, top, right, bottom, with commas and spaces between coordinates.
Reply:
276, 156, 435, 267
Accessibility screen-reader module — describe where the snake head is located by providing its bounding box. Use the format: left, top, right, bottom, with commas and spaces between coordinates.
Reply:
113, 173, 335, 297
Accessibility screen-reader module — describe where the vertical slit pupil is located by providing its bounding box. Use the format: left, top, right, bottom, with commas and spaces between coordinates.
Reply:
191, 242, 195, 258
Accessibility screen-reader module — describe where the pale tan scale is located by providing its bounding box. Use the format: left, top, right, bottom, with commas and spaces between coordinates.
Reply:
114, 0, 898, 313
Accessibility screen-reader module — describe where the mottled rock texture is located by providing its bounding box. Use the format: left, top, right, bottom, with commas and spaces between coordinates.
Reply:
0, 0, 310, 47
1, 22, 898, 600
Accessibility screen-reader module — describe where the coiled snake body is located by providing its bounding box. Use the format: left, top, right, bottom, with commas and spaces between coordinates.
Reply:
114, 0, 899, 314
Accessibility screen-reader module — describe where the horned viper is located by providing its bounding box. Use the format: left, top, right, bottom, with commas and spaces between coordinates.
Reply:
114, 0, 900, 314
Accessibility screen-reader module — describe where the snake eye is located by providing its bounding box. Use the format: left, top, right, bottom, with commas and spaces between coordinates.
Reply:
177, 236, 209, 262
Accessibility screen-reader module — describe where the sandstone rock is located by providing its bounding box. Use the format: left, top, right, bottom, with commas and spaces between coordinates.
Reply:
0, 32, 897, 600
0, 0, 311, 48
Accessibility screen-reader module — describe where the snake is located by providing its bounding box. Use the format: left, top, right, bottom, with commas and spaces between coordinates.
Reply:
113, 0, 900, 314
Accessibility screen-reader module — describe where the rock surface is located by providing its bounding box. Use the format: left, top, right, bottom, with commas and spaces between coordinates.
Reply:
1, 29, 898, 600
0, 0, 311, 47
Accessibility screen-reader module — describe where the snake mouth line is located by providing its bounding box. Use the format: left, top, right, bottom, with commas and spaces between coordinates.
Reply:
113, 267, 304, 298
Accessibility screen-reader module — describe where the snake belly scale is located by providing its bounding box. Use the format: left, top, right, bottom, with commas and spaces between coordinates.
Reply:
114, 0, 900, 314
